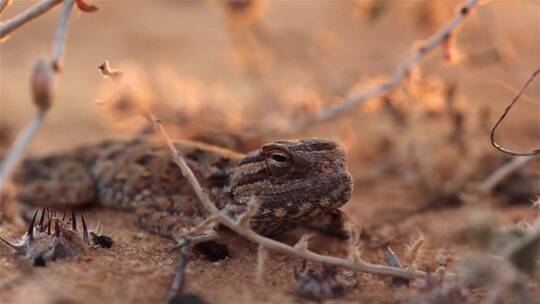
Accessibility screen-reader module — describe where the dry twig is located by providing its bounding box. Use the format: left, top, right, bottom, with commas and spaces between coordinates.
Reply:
490, 67, 540, 156
273, 0, 480, 134
256, 244, 267, 284
475, 67, 540, 193
0, 0, 63, 40
51, 0, 75, 71
165, 239, 193, 303
477, 156, 535, 194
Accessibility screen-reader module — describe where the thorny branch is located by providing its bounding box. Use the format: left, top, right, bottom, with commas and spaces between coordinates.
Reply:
275, 0, 480, 135
0, 0, 63, 40
490, 67, 540, 156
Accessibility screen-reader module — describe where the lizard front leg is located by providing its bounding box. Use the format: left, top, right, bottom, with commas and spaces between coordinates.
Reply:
134, 194, 213, 242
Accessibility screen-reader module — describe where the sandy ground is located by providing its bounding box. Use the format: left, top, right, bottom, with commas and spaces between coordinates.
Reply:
1, 1, 540, 303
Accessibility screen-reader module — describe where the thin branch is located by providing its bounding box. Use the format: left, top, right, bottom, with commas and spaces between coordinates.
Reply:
0, 0, 62, 40
51, 0, 75, 71
165, 239, 193, 303
0, 111, 45, 194
256, 244, 267, 284
477, 156, 536, 194
273, 0, 480, 135
0, 57, 54, 196
490, 67, 540, 156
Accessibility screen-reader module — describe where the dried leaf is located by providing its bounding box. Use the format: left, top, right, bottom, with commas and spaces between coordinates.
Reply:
98, 61, 122, 81
75, 0, 98, 12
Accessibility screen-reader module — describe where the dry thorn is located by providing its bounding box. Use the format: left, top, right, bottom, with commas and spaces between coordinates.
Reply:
235, 197, 258, 227
383, 247, 403, 268
294, 234, 313, 254
406, 233, 426, 268
256, 244, 267, 285
189, 215, 218, 235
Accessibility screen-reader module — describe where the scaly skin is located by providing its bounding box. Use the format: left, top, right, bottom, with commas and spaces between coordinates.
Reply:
13, 137, 353, 240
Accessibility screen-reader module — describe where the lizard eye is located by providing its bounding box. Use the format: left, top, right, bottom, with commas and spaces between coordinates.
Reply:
265, 149, 292, 177
270, 153, 288, 162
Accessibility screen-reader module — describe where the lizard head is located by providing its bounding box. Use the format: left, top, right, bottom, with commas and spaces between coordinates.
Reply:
225, 138, 353, 236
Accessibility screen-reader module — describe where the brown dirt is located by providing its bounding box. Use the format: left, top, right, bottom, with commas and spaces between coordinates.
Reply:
1, 1, 539, 303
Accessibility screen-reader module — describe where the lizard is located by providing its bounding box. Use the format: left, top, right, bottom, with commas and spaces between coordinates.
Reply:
3, 137, 353, 262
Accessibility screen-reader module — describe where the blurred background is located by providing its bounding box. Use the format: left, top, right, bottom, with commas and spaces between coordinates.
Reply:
1, 1, 538, 150
0, 1, 539, 302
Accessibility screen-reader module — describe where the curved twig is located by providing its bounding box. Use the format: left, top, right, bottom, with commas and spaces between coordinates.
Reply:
490, 67, 540, 156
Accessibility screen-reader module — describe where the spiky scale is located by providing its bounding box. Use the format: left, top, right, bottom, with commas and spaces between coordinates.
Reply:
27, 210, 38, 241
